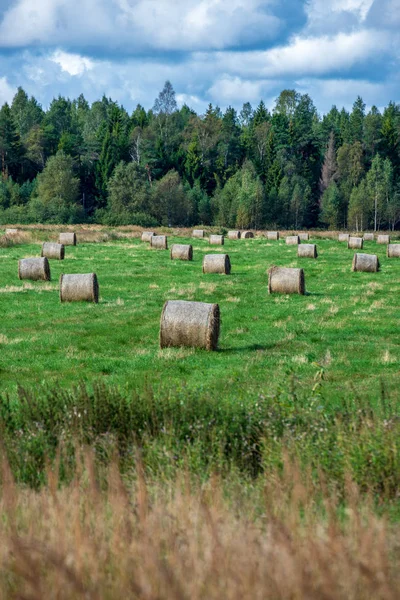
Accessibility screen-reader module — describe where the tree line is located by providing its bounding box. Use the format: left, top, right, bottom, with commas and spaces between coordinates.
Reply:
0, 81, 400, 230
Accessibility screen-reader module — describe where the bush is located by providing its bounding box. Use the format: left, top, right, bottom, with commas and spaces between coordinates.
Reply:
94, 208, 159, 227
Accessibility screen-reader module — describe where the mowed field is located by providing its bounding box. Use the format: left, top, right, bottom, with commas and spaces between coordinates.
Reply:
0, 227, 399, 403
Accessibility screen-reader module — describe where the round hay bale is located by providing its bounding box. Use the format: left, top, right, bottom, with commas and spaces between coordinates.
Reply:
18, 257, 51, 281
150, 235, 168, 249
193, 229, 205, 238
338, 233, 350, 242
286, 235, 300, 245
348, 237, 363, 250
268, 266, 305, 295
297, 244, 318, 258
377, 234, 390, 244
160, 300, 220, 351
209, 234, 224, 246
203, 254, 231, 274
59, 232, 77, 246
171, 244, 193, 261
141, 231, 155, 242
227, 230, 241, 240
41, 242, 65, 260
267, 231, 279, 240
60, 273, 99, 303
242, 231, 254, 239
363, 233, 374, 241
5, 228, 18, 235
387, 244, 400, 258
352, 253, 380, 273
298, 233, 309, 241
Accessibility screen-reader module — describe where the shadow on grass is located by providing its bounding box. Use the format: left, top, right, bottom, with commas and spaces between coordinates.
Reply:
217, 343, 271, 353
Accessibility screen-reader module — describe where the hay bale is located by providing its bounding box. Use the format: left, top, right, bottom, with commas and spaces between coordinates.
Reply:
59, 232, 77, 246
348, 237, 363, 249
60, 273, 99, 303
18, 257, 51, 281
171, 244, 193, 261
242, 231, 254, 239
150, 235, 168, 249
203, 254, 231, 274
193, 229, 205, 238
5, 228, 18, 235
268, 266, 305, 295
297, 244, 318, 258
286, 235, 300, 245
377, 234, 390, 244
41, 242, 65, 260
298, 233, 309, 241
352, 253, 379, 273
363, 233, 374, 241
338, 233, 350, 242
160, 300, 220, 351
387, 244, 400, 258
209, 235, 224, 245
267, 231, 279, 240
141, 231, 155, 242
227, 231, 241, 240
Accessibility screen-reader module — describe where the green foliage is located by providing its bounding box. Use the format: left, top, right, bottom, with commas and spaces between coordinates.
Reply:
37, 150, 80, 206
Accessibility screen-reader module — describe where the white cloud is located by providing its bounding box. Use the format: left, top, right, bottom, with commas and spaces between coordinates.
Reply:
208, 75, 270, 103
50, 50, 94, 76
0, 76, 16, 105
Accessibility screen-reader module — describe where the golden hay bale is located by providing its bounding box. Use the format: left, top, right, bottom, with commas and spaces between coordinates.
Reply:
18, 257, 51, 281
150, 235, 168, 249
363, 233, 374, 241
338, 233, 350, 242
193, 229, 205, 238
348, 237, 363, 249
387, 244, 400, 258
298, 233, 309, 241
242, 231, 254, 239
160, 300, 220, 351
59, 232, 77, 246
227, 231, 241, 240
286, 235, 300, 245
352, 253, 379, 273
377, 235, 390, 244
41, 242, 65, 260
203, 254, 231, 274
297, 244, 318, 258
209, 234, 224, 245
5, 228, 18, 235
267, 231, 279, 240
268, 266, 305, 295
60, 273, 99, 303
141, 231, 155, 242
170, 244, 193, 261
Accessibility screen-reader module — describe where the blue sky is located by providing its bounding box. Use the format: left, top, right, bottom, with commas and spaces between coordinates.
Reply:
0, 0, 399, 115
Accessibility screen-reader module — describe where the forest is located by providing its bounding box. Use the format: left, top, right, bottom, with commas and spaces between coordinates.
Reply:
0, 80, 400, 230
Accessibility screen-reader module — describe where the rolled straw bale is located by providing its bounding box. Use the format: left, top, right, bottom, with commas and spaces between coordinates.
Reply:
193, 229, 205, 238
348, 237, 363, 249
60, 273, 99, 303
242, 231, 254, 239
338, 233, 350, 242
298, 233, 309, 241
41, 242, 65, 260
297, 244, 318, 258
160, 300, 220, 351
150, 235, 168, 249
203, 254, 231, 274
387, 244, 400, 258
59, 232, 76, 246
141, 231, 155, 242
352, 253, 379, 273
268, 266, 305, 295
286, 235, 300, 245
18, 257, 50, 281
171, 244, 193, 261
5, 228, 18, 235
209, 234, 224, 245
377, 235, 390, 244
363, 233, 374, 241
267, 231, 279, 240
228, 230, 241, 240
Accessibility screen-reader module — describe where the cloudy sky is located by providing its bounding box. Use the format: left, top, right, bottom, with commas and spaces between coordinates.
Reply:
0, 0, 399, 115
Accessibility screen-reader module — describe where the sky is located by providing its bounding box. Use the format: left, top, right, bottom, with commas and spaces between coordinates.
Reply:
0, 0, 399, 116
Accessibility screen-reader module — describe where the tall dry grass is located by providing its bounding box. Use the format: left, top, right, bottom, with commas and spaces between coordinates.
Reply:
0, 452, 398, 600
